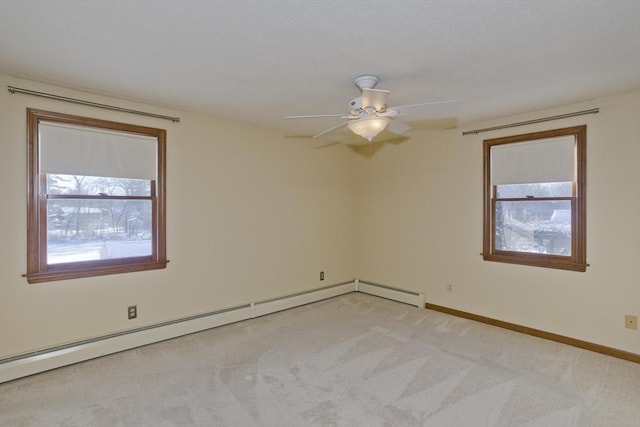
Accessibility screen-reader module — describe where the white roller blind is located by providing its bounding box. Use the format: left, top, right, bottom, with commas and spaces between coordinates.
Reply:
491, 135, 575, 185
39, 122, 157, 180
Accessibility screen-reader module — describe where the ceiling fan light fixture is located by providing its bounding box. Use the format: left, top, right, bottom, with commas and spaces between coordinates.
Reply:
347, 116, 390, 141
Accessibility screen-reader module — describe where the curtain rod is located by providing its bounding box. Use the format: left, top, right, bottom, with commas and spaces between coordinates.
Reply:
6, 86, 180, 123
462, 108, 598, 136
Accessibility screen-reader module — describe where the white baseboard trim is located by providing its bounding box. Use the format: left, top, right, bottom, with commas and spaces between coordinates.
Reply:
1, 279, 422, 383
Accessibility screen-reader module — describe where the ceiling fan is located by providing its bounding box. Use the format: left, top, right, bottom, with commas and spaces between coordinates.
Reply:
285, 75, 458, 144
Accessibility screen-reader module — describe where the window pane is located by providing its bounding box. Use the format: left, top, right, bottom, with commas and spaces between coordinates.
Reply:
47, 174, 151, 196
495, 200, 572, 255
47, 198, 152, 264
496, 182, 572, 198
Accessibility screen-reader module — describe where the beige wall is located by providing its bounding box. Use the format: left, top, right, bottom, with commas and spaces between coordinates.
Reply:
355, 90, 640, 354
0, 75, 357, 358
1, 74, 638, 359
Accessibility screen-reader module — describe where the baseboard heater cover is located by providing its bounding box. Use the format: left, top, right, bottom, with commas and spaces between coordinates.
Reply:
356, 279, 426, 308
0, 281, 355, 383
0, 279, 424, 383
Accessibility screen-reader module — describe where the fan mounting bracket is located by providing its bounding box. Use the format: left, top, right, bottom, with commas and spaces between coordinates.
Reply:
354, 75, 378, 91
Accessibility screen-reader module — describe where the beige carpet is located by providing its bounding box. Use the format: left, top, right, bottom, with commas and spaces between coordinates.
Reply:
1, 293, 639, 426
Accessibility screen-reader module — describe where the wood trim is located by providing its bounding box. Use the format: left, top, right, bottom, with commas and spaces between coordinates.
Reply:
25, 108, 168, 284
484, 252, 587, 272
24, 260, 169, 284
482, 149, 492, 257
47, 194, 152, 200
482, 125, 587, 272
156, 130, 167, 262
575, 125, 587, 266
425, 302, 640, 364
26, 113, 40, 274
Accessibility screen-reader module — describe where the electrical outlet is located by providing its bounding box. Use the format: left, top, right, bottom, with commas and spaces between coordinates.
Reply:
320, 271, 324, 281
446, 283, 453, 292
625, 315, 638, 330
128, 305, 137, 320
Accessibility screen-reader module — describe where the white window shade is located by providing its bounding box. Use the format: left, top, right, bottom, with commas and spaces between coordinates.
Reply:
491, 136, 575, 185
39, 122, 157, 180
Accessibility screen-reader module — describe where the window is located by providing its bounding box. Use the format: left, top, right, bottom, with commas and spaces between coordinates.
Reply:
483, 126, 587, 271
26, 109, 167, 283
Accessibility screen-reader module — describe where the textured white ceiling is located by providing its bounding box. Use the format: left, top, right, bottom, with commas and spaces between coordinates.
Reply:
1, 0, 639, 139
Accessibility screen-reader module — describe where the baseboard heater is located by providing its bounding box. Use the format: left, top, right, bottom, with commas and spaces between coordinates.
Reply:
0, 279, 424, 383
355, 279, 425, 307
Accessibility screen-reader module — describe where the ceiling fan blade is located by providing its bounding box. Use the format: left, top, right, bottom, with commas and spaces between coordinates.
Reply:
362, 88, 390, 111
285, 113, 346, 119
313, 121, 349, 138
389, 100, 459, 119
387, 120, 411, 135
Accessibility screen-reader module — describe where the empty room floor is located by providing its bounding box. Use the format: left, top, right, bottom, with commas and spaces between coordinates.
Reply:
1, 292, 639, 426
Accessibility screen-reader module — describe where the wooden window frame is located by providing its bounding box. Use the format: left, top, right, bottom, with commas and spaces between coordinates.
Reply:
25, 109, 167, 283
483, 125, 587, 272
